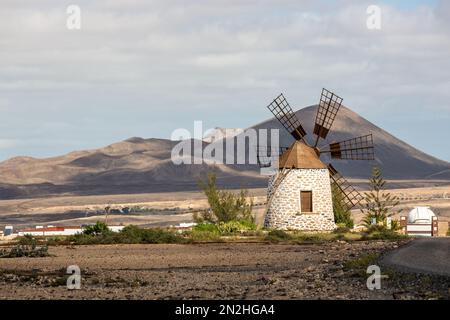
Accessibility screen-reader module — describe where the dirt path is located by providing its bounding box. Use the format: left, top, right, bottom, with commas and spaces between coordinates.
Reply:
380, 238, 450, 276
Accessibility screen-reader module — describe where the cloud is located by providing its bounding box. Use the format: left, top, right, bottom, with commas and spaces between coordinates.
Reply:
0, 139, 17, 149
0, 0, 449, 161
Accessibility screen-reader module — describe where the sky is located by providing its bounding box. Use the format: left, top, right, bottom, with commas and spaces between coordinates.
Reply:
0, 0, 449, 161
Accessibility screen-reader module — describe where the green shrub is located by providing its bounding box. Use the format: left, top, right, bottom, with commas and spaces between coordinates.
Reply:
362, 225, 407, 240
83, 221, 111, 236
65, 233, 112, 245
344, 253, 380, 273
366, 224, 386, 233
332, 185, 354, 228
129, 227, 185, 244
390, 219, 402, 232
265, 230, 292, 242
1, 237, 49, 258
265, 230, 362, 243
193, 223, 220, 233
291, 232, 337, 243
266, 230, 337, 243
45, 236, 67, 246
65, 225, 187, 245
333, 224, 351, 234
18, 234, 38, 246
237, 220, 258, 230
118, 225, 145, 243
196, 172, 254, 223
190, 223, 222, 242
217, 220, 257, 234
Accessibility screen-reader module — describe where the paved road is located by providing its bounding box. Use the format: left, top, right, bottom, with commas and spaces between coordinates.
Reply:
381, 238, 450, 276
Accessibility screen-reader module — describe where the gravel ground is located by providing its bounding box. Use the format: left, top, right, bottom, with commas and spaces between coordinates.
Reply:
0, 241, 448, 300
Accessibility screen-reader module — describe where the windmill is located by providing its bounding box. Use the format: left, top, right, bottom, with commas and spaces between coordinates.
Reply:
257, 89, 374, 231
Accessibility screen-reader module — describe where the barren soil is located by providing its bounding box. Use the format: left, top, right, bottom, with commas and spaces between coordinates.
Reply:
0, 241, 448, 300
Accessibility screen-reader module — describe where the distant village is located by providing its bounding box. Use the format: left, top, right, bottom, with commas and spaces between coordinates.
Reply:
0, 205, 445, 239
1, 224, 125, 238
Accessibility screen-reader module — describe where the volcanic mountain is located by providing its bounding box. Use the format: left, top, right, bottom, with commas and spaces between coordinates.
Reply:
0, 106, 449, 199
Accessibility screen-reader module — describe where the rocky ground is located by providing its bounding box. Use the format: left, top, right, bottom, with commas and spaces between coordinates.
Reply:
0, 240, 448, 300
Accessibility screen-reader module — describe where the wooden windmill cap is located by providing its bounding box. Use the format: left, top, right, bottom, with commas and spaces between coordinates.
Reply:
278, 141, 327, 169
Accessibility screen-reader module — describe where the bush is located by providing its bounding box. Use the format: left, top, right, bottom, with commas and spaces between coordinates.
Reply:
190, 223, 220, 241
362, 225, 407, 240
1, 245, 49, 258
291, 232, 338, 242
1, 236, 49, 258
18, 234, 38, 246
83, 221, 111, 236
193, 223, 220, 233
344, 253, 380, 274
120, 225, 186, 244
332, 185, 354, 228
365, 224, 386, 233
65, 225, 188, 245
190, 220, 257, 239
237, 220, 258, 230
65, 233, 112, 245
217, 220, 257, 234
333, 224, 351, 234
390, 219, 402, 231
196, 172, 254, 223
45, 237, 66, 246
265, 230, 292, 242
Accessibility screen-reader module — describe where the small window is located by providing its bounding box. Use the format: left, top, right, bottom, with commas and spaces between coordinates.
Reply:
300, 191, 313, 213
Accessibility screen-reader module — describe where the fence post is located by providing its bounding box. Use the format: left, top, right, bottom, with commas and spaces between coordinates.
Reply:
400, 216, 407, 235
432, 216, 438, 237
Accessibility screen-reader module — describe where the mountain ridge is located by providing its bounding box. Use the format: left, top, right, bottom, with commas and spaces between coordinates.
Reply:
0, 105, 449, 199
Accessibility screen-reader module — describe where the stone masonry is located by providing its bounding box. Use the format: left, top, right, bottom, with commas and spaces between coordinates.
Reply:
264, 168, 336, 231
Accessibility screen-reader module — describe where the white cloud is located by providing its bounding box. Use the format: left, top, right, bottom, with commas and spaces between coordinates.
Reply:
0, 0, 449, 160
0, 139, 17, 149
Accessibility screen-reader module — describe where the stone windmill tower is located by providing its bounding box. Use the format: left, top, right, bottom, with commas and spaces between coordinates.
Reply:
257, 89, 374, 231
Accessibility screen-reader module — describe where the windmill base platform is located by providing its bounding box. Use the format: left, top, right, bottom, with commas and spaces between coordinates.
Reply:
264, 169, 336, 231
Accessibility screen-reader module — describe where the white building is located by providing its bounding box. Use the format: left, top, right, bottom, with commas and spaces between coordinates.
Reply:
400, 207, 438, 237
18, 225, 125, 237
18, 226, 83, 237
407, 207, 436, 224
4, 226, 13, 236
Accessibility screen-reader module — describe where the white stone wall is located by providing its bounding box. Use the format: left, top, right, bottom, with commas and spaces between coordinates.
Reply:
264, 169, 336, 231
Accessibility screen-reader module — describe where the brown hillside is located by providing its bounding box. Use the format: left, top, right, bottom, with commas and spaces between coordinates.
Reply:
0, 106, 448, 199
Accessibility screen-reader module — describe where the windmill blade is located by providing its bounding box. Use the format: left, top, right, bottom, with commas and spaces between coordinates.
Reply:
256, 146, 289, 168
324, 134, 374, 160
328, 164, 364, 211
313, 88, 343, 146
267, 94, 307, 141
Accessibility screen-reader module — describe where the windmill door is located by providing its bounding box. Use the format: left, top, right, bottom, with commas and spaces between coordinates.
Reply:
300, 191, 313, 213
